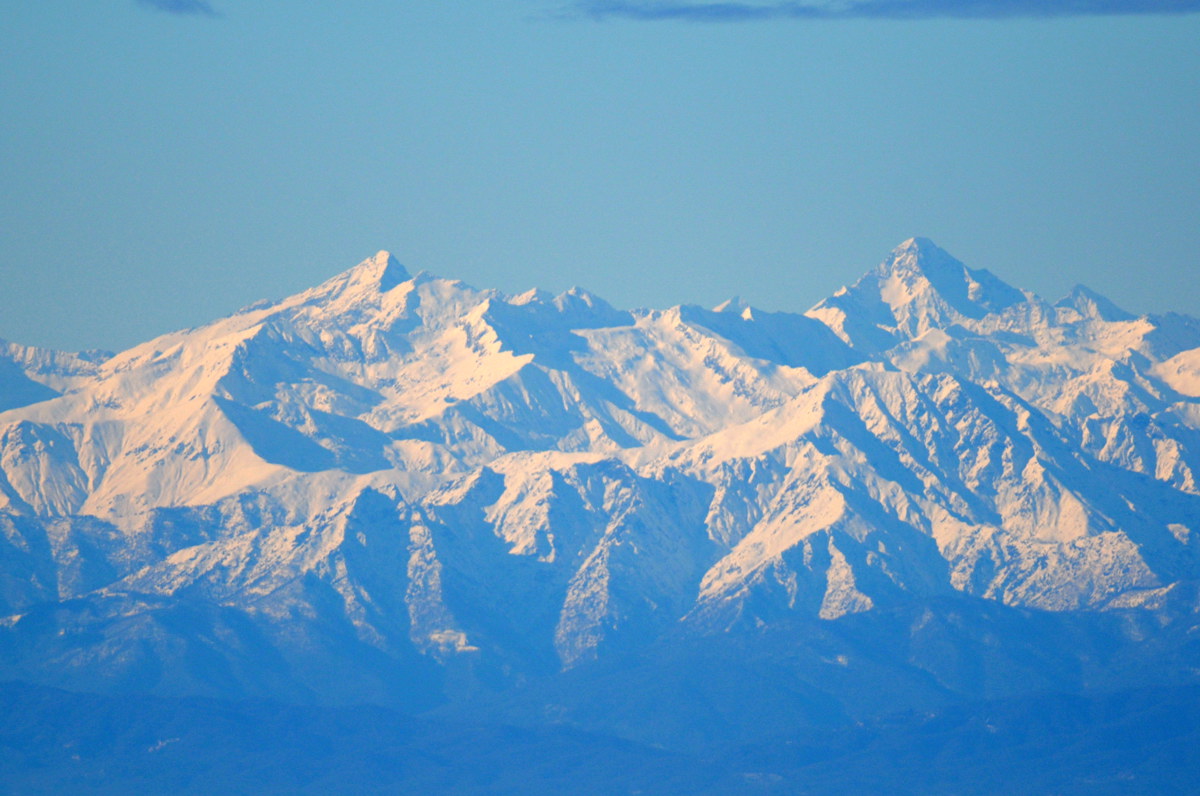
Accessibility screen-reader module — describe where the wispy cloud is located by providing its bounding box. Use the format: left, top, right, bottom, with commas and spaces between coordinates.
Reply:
137, 0, 218, 16
570, 0, 1200, 21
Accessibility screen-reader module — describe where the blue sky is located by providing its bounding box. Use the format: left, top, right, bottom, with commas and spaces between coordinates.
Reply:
2, 1, 1198, 351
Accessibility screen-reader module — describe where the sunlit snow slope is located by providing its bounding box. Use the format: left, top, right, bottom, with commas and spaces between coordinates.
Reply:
1, 239, 1198, 703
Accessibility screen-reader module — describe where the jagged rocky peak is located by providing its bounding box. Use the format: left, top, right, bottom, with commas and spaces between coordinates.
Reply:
312, 249, 413, 300
885, 236, 948, 269
1056, 283, 1135, 323
881, 237, 966, 291
555, 285, 604, 308
713, 295, 751, 314
806, 237, 1032, 351
2, 237, 1199, 721
876, 237, 1025, 316
355, 250, 412, 292
552, 286, 632, 326
494, 285, 630, 330
509, 287, 554, 306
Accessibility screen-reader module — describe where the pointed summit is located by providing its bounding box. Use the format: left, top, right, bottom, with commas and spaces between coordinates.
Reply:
1055, 284, 1134, 323
807, 238, 1028, 352
713, 296, 751, 314
357, 250, 411, 292
510, 287, 554, 306
304, 250, 414, 308
878, 237, 1025, 317
881, 237, 960, 276
552, 287, 629, 325
892, 236, 940, 256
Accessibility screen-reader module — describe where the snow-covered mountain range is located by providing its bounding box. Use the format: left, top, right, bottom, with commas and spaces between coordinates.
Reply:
2, 238, 1198, 716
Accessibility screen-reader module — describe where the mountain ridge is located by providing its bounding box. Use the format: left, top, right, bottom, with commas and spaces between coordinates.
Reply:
1, 239, 1198, 728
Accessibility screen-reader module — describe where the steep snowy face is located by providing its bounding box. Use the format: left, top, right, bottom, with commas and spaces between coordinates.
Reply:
803, 241, 1200, 494
0, 250, 870, 521
1, 240, 1199, 702
683, 366, 1183, 620
806, 238, 1028, 353
0, 253, 651, 517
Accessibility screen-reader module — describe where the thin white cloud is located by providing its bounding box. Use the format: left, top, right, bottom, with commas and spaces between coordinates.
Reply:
136, 0, 218, 16
570, 0, 1200, 20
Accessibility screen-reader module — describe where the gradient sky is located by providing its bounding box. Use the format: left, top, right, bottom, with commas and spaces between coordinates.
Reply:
2, 1, 1198, 352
